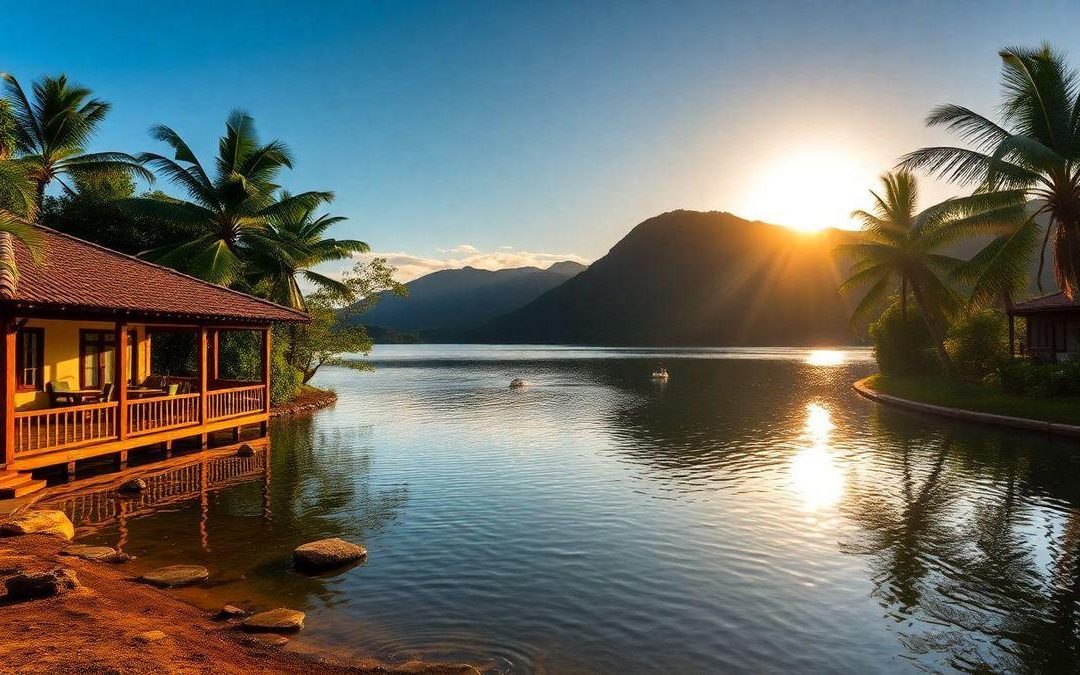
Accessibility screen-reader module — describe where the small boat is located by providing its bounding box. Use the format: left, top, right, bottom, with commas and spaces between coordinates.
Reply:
509, 378, 527, 388
651, 367, 669, 380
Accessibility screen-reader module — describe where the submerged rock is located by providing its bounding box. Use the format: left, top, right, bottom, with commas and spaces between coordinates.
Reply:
509, 378, 526, 389
119, 478, 147, 493
242, 608, 305, 633
236, 443, 255, 457
293, 538, 367, 572
0, 510, 75, 540
138, 564, 209, 588
4, 567, 80, 600
61, 544, 132, 564
248, 634, 289, 647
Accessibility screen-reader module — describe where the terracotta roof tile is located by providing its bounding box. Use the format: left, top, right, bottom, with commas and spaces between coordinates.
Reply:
0, 226, 308, 324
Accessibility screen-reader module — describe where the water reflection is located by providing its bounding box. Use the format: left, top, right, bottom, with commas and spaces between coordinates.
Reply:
36, 348, 1080, 672
789, 403, 844, 511
805, 349, 846, 366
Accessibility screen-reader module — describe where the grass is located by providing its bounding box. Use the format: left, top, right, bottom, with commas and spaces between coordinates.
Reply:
862, 373, 1080, 427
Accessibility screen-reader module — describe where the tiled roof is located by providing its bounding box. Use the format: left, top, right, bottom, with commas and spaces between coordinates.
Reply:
1010, 292, 1080, 314
0, 226, 308, 324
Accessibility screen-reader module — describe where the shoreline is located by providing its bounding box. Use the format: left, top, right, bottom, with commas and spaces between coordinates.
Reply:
853, 376, 1080, 438
270, 386, 338, 418
0, 533, 479, 674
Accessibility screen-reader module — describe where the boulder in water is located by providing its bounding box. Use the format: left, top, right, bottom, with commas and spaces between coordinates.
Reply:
509, 378, 526, 389
293, 538, 367, 572
138, 564, 209, 587
242, 608, 305, 633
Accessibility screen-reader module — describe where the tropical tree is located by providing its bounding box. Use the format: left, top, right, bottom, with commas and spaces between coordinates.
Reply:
900, 44, 1080, 301
2, 74, 151, 209
0, 98, 42, 276
837, 171, 1019, 369
245, 192, 370, 309
128, 110, 332, 285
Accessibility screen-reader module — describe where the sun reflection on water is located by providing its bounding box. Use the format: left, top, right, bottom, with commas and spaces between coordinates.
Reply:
790, 402, 845, 511
805, 349, 845, 366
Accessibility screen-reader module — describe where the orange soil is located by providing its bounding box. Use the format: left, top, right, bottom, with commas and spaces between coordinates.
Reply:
0, 534, 477, 675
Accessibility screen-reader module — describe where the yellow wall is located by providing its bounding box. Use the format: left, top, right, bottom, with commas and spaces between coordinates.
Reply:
15, 320, 151, 411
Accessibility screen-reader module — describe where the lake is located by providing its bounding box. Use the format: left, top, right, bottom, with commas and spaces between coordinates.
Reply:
55, 345, 1080, 673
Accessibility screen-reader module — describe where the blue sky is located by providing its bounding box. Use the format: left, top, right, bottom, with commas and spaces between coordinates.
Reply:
5, 1, 1080, 279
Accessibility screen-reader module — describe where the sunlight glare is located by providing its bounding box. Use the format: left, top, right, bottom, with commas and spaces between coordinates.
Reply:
806, 349, 845, 366
741, 147, 870, 232
790, 403, 844, 511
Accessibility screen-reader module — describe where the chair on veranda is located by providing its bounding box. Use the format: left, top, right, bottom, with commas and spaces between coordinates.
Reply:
47, 381, 75, 407
167, 383, 180, 396
88, 383, 115, 403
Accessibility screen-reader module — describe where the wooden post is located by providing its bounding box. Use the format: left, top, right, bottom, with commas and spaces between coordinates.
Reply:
261, 327, 271, 415
1008, 314, 1016, 357
198, 326, 209, 425
116, 322, 128, 440
1, 317, 15, 468
211, 329, 220, 383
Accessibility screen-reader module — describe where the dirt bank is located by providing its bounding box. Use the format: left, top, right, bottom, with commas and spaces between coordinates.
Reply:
270, 386, 338, 418
0, 534, 477, 675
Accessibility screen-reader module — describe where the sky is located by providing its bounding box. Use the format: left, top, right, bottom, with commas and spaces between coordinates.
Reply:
4, 0, 1080, 280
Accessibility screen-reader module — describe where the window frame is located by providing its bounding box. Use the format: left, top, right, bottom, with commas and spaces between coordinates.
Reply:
15, 327, 45, 392
79, 329, 117, 390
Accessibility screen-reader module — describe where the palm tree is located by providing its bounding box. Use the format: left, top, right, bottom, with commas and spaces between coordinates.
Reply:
0, 99, 43, 277
244, 193, 370, 309
128, 110, 332, 285
837, 171, 1019, 368
2, 74, 151, 209
900, 44, 1080, 300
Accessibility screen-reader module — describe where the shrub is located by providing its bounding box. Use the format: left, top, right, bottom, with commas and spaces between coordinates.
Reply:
868, 301, 942, 375
945, 310, 1009, 381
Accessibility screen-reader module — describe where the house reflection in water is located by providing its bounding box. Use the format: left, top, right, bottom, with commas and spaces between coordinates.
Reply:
37, 441, 271, 552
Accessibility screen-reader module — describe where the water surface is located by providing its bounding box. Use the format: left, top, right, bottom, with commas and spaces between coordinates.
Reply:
51, 345, 1080, 673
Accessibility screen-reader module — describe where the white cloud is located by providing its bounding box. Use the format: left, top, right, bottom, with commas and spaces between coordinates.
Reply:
322, 247, 591, 283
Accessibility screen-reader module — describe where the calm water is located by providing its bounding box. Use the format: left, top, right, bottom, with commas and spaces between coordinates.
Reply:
51, 345, 1080, 673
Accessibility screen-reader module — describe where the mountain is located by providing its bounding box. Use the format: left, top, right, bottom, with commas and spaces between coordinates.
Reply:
360, 261, 587, 338
475, 210, 860, 346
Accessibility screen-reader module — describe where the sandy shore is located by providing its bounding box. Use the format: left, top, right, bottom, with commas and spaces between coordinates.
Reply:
0, 534, 478, 675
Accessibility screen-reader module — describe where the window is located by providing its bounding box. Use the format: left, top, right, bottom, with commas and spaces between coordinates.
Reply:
80, 330, 116, 389
16, 328, 44, 391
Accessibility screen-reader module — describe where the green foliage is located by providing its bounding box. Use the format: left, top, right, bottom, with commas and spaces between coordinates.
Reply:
944, 310, 1009, 381
40, 173, 184, 255
901, 44, 1080, 301
868, 300, 942, 375
998, 359, 1080, 397
288, 258, 405, 383
270, 326, 302, 405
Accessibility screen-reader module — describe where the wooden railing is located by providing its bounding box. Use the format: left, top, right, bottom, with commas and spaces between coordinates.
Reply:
206, 384, 266, 421
14, 402, 119, 456
127, 393, 201, 437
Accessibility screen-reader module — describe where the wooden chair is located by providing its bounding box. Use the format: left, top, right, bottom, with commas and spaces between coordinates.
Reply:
167, 383, 180, 396
47, 381, 76, 407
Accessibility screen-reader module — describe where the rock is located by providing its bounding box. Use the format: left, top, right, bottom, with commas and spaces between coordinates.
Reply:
3, 567, 80, 601
237, 443, 255, 457
242, 608, 305, 633
119, 478, 147, 493
134, 630, 166, 643
248, 634, 289, 647
0, 510, 75, 540
509, 378, 526, 388
218, 604, 248, 619
60, 544, 132, 563
293, 538, 367, 572
138, 564, 209, 587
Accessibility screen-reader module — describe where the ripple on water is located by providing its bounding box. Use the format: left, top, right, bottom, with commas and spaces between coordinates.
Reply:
44, 346, 1080, 673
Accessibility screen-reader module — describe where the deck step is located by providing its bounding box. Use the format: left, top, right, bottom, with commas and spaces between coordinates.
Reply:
0, 477, 47, 499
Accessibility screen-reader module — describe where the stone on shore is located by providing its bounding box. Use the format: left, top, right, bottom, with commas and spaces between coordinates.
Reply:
0, 510, 75, 540
248, 634, 289, 647
4, 567, 80, 601
218, 604, 248, 619
138, 564, 209, 588
61, 544, 133, 563
134, 630, 166, 643
293, 538, 366, 572
242, 608, 305, 633
119, 478, 147, 493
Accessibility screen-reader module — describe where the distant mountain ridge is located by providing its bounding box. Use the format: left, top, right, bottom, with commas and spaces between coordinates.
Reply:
360, 261, 586, 338
473, 210, 859, 346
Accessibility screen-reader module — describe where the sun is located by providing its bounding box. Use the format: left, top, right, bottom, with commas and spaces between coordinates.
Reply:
740, 147, 871, 233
